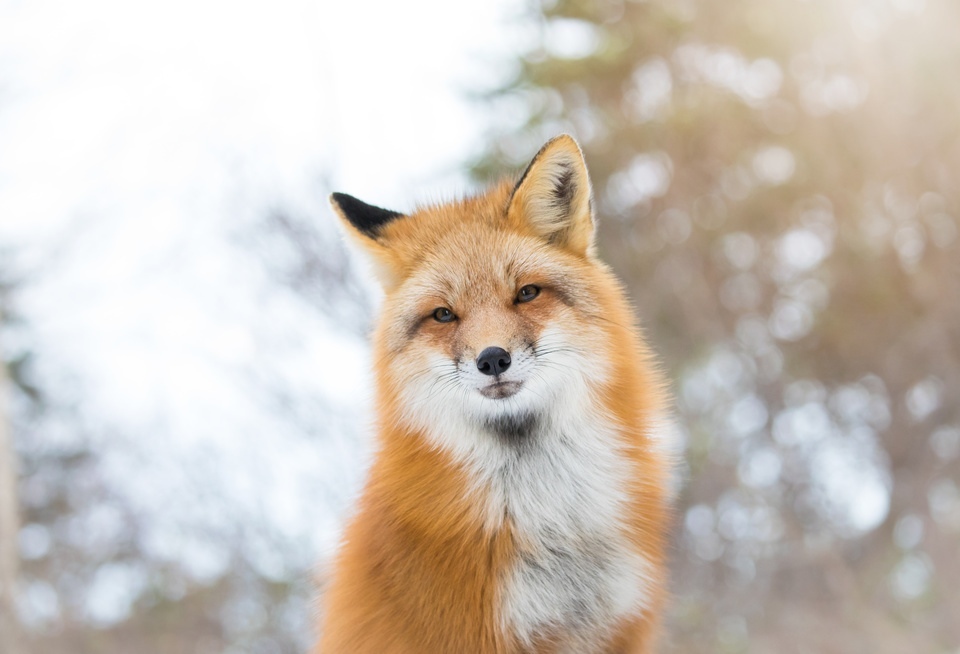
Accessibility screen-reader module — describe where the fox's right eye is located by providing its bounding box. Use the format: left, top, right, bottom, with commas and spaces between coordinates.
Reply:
432, 307, 456, 323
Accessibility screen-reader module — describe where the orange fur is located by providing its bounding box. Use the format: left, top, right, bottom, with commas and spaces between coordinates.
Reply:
318, 136, 672, 653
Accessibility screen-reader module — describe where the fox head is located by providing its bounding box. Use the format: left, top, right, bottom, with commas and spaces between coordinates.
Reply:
332, 135, 633, 456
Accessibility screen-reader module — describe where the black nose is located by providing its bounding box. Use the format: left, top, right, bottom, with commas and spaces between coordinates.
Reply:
476, 347, 511, 376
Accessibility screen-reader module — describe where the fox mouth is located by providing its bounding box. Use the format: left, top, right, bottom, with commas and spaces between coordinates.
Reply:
479, 380, 522, 400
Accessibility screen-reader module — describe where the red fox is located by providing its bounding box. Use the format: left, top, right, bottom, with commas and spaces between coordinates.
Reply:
318, 135, 673, 653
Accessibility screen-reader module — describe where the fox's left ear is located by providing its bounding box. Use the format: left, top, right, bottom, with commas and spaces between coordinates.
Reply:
330, 192, 406, 289
507, 134, 595, 257
330, 192, 405, 239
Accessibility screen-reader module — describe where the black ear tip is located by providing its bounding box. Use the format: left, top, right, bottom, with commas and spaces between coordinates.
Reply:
329, 191, 357, 208
330, 192, 404, 238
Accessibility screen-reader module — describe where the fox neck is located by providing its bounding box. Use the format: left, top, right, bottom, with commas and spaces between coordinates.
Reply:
409, 385, 651, 649
382, 364, 630, 535
468, 405, 629, 537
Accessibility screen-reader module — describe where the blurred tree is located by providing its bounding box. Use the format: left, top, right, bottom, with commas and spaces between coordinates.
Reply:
0, 270, 321, 653
473, 1, 960, 651
242, 201, 375, 334
0, 194, 363, 652
1, 310, 23, 654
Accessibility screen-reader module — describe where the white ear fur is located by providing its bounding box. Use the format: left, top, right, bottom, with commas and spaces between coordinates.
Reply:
508, 135, 595, 256
329, 193, 403, 290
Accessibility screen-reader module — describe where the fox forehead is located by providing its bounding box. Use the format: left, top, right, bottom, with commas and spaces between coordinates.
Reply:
372, 180, 585, 285
376, 180, 517, 258
396, 226, 589, 311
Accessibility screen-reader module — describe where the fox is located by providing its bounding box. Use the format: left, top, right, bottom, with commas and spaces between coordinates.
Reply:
317, 135, 673, 653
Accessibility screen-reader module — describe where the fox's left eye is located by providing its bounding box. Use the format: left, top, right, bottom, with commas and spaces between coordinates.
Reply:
516, 285, 540, 303
433, 307, 456, 323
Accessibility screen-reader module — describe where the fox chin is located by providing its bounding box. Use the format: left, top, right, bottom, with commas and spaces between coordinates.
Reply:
317, 134, 674, 654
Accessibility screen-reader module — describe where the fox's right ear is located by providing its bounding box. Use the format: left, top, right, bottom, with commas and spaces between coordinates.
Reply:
507, 134, 596, 258
330, 192, 405, 290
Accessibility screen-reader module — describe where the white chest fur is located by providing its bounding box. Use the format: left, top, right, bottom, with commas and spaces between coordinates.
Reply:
481, 416, 654, 651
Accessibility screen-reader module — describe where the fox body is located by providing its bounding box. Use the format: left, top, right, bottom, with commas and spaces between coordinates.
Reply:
318, 136, 672, 653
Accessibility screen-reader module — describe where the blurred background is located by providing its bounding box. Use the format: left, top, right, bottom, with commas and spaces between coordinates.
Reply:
1, 0, 958, 652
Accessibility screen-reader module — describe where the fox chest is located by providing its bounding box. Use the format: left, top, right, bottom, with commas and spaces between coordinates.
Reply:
501, 529, 649, 652
485, 434, 652, 650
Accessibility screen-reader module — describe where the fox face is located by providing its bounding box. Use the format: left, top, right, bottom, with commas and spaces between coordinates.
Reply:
386, 232, 612, 447
332, 136, 618, 456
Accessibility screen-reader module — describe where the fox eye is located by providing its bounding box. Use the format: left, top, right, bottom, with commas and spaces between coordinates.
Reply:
516, 285, 540, 303
432, 307, 456, 323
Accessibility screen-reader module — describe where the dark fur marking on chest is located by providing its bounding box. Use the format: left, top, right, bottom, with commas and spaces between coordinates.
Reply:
485, 412, 539, 445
